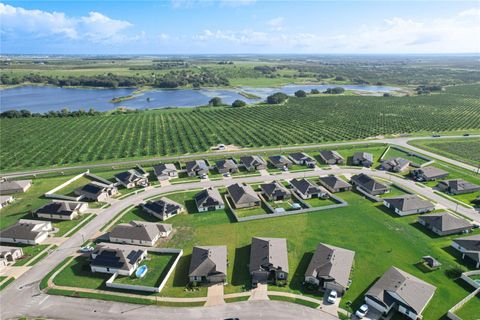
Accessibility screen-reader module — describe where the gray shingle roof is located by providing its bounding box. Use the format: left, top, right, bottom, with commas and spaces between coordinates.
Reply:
353, 152, 374, 163
188, 245, 227, 277
110, 221, 172, 242
153, 163, 177, 176
249, 237, 288, 273
195, 187, 224, 208
227, 183, 260, 205
289, 152, 315, 163
268, 155, 292, 167
216, 159, 237, 170
438, 179, 480, 193
351, 173, 389, 193
290, 178, 323, 196
186, 160, 208, 173
0, 180, 31, 193
260, 182, 290, 199
0, 219, 49, 241
366, 267, 436, 314
115, 169, 144, 184
381, 157, 410, 170
305, 243, 355, 288
319, 176, 351, 190
453, 234, 480, 252
319, 150, 343, 162
412, 166, 449, 179
419, 212, 472, 233
240, 155, 266, 168
384, 195, 434, 212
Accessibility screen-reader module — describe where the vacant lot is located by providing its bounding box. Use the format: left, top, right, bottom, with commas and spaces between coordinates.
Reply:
410, 139, 480, 167
382, 146, 430, 166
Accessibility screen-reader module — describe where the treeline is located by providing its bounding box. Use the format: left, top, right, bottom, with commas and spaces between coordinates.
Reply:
416, 85, 443, 94
129, 60, 189, 70
0, 107, 144, 119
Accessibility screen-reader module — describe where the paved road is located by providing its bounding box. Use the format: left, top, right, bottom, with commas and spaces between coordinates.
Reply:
2, 135, 479, 178
1, 165, 479, 320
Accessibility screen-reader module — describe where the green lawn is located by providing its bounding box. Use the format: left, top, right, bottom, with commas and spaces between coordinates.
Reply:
0, 277, 15, 291
49, 213, 95, 237
11, 244, 50, 266
383, 147, 430, 166
333, 144, 388, 167
268, 295, 320, 308
267, 199, 296, 211
114, 253, 177, 287
55, 176, 92, 197
409, 139, 480, 167
54, 256, 110, 289
379, 184, 409, 198
302, 196, 337, 207
454, 293, 480, 320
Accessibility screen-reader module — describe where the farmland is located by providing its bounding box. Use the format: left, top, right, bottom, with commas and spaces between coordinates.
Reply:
1, 90, 480, 171
409, 138, 480, 167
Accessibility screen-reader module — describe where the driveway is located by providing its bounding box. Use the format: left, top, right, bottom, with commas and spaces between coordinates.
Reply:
204, 283, 225, 306
320, 290, 340, 316
249, 283, 268, 300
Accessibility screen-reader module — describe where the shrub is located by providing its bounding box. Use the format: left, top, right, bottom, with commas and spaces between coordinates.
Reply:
294, 90, 307, 98
209, 97, 223, 106
266, 92, 289, 104
310, 89, 320, 94
324, 87, 345, 94
231, 99, 247, 108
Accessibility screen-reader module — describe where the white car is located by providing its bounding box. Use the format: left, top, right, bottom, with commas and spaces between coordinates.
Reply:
327, 290, 337, 304
355, 304, 369, 318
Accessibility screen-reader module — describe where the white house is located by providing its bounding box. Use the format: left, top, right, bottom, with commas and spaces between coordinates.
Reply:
0, 219, 52, 245
90, 243, 147, 276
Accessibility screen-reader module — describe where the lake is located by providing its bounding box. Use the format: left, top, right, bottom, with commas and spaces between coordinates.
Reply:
0, 84, 398, 112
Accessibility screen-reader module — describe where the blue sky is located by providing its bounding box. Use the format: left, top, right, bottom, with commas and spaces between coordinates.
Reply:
1, 0, 479, 54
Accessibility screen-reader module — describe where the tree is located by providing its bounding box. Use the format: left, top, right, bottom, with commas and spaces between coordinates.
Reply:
209, 97, 223, 106
266, 92, 289, 104
324, 87, 345, 94
231, 99, 246, 108
310, 89, 320, 94
294, 90, 307, 98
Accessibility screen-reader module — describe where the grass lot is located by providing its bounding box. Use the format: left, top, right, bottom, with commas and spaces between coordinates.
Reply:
54, 256, 109, 289
10, 244, 50, 266
379, 184, 409, 198
54, 176, 92, 197
454, 293, 480, 320
333, 144, 388, 167
409, 139, 480, 167
382, 146, 430, 165
114, 253, 177, 287
267, 295, 320, 309
302, 196, 337, 207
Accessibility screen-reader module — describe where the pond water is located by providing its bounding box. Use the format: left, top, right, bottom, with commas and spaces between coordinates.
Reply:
0, 84, 398, 112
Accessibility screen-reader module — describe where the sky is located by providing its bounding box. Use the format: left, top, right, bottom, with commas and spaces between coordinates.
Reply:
1, 0, 479, 54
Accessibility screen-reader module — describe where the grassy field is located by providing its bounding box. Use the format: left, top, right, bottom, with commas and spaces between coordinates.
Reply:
2, 90, 480, 171
382, 146, 430, 165
267, 295, 320, 308
454, 293, 480, 320
409, 138, 480, 167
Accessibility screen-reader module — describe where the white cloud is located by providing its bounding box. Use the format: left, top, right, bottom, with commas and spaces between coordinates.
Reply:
267, 16, 284, 31
0, 3, 132, 43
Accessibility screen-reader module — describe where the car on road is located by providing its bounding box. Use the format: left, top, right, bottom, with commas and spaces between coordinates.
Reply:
355, 304, 369, 318
432, 134, 441, 137
463, 133, 470, 136
327, 290, 337, 304
80, 246, 94, 253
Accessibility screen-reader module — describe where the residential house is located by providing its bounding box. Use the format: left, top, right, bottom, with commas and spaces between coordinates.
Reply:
188, 245, 227, 284
418, 212, 473, 236
215, 159, 238, 174
109, 221, 172, 246
380, 158, 410, 172
365, 267, 436, 320
437, 179, 480, 195
115, 169, 149, 189
227, 183, 261, 209
153, 163, 178, 181
0, 195, 14, 209
75, 182, 118, 201
0, 246, 24, 265
35, 201, 88, 221
240, 155, 267, 171
318, 150, 344, 165
260, 182, 291, 201
411, 166, 449, 182
452, 234, 480, 268
383, 195, 435, 216
289, 178, 328, 199
304, 243, 355, 294
0, 179, 32, 194
318, 175, 352, 193
352, 152, 374, 167
0, 219, 52, 245
249, 237, 289, 285
289, 152, 316, 168
141, 197, 184, 221
268, 155, 293, 170
195, 187, 225, 212
185, 160, 209, 177
350, 173, 389, 196
90, 243, 147, 276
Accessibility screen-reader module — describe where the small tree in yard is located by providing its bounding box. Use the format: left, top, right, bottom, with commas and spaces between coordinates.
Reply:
266, 92, 289, 104
294, 90, 307, 97
231, 99, 246, 107
209, 97, 223, 106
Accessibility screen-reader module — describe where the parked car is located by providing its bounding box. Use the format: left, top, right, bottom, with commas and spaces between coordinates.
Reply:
355, 304, 369, 318
80, 246, 94, 253
327, 290, 337, 304
463, 133, 470, 136
432, 134, 441, 137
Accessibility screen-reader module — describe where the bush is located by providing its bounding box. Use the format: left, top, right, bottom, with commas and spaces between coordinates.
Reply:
294, 90, 307, 98
310, 89, 320, 94
445, 266, 466, 279
266, 92, 289, 104
324, 87, 345, 94
209, 97, 223, 107
231, 99, 246, 108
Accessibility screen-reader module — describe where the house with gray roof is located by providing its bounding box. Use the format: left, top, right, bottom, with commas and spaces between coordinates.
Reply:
383, 195, 435, 216
452, 234, 480, 268
0, 246, 24, 267
115, 169, 149, 189
75, 181, 118, 201
0, 219, 52, 245
0, 195, 14, 209
380, 157, 410, 172
153, 163, 178, 181
365, 267, 436, 320
185, 160, 209, 177
109, 221, 172, 246
290, 178, 328, 199
227, 183, 261, 209
350, 173, 389, 196
35, 201, 88, 221
289, 152, 316, 168
240, 155, 267, 171
268, 155, 292, 170
188, 245, 227, 284
90, 243, 147, 276
0, 179, 32, 194
215, 159, 238, 174
141, 197, 184, 221
318, 150, 344, 165
436, 179, 480, 195
195, 187, 225, 212
305, 243, 355, 294
411, 166, 449, 182
260, 182, 291, 201
250, 237, 288, 285
418, 212, 473, 236
352, 152, 374, 167
318, 175, 352, 193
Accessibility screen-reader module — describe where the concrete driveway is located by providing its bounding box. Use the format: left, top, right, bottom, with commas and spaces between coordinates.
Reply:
205, 283, 225, 306
320, 290, 340, 316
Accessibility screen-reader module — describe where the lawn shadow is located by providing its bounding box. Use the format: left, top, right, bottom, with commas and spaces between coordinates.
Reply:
441, 245, 479, 270
184, 199, 198, 214
374, 204, 401, 219
231, 245, 251, 289
409, 221, 442, 239
287, 252, 323, 297
350, 277, 380, 311
171, 254, 191, 288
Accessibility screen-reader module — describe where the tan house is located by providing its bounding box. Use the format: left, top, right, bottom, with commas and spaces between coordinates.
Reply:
227, 183, 261, 209
109, 221, 172, 246
0, 179, 32, 194
188, 245, 227, 284
0, 219, 52, 245
250, 237, 288, 285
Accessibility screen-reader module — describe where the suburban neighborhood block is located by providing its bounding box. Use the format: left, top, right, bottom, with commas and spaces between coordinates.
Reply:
0, 219, 52, 245
188, 245, 227, 284
194, 187, 225, 212
304, 243, 355, 294
109, 221, 172, 246
35, 201, 88, 220
418, 212, 473, 236
318, 175, 352, 193
90, 243, 147, 276
250, 237, 288, 285
141, 197, 184, 221
382, 195, 435, 216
